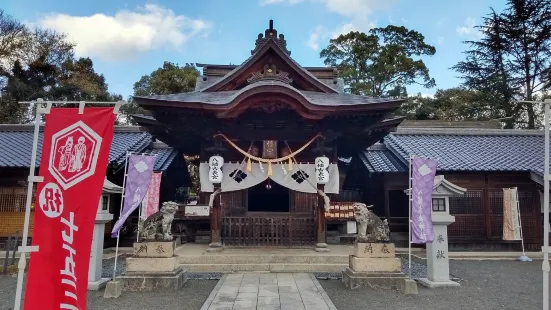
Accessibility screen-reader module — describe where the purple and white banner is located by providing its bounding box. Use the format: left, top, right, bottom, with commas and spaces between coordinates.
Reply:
111, 154, 156, 237
410, 157, 438, 244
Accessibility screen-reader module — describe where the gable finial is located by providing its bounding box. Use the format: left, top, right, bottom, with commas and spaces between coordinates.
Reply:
251, 20, 291, 56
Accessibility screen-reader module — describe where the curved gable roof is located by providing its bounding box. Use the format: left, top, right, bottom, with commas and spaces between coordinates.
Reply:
202, 34, 337, 94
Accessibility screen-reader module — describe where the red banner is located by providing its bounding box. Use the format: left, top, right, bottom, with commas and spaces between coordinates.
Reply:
140, 172, 162, 221
24, 108, 116, 310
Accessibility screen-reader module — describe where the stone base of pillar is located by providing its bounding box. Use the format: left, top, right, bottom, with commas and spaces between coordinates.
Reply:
417, 277, 460, 288
207, 242, 223, 252
88, 277, 111, 291
342, 267, 409, 291
315, 243, 330, 252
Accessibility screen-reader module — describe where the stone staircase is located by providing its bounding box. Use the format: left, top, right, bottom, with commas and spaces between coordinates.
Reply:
178, 253, 349, 273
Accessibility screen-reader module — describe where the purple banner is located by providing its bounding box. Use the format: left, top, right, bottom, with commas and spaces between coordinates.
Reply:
111, 154, 156, 237
411, 157, 437, 244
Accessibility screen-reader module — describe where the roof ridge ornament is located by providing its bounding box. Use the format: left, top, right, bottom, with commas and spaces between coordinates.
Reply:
247, 63, 293, 84
251, 19, 291, 55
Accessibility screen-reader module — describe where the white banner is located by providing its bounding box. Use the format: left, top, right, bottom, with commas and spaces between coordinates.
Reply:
199, 162, 339, 194
503, 187, 522, 241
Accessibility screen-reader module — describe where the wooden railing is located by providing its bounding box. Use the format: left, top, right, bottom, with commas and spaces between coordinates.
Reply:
221, 215, 315, 247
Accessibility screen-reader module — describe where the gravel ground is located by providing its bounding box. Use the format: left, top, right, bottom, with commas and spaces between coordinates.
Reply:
1, 260, 546, 309
0, 274, 217, 310
315, 254, 451, 281
101, 256, 128, 278
319, 260, 545, 310
87, 279, 217, 310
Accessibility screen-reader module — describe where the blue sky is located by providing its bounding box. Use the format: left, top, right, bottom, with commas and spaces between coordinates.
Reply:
5, 0, 505, 98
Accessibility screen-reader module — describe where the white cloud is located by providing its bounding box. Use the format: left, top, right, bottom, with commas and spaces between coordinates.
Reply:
330, 23, 363, 38
437, 37, 444, 45
306, 26, 323, 50
287, 0, 388, 50
37, 4, 211, 61
456, 17, 482, 38
259, 0, 305, 5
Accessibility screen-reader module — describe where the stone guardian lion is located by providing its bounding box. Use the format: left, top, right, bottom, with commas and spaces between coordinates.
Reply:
353, 202, 390, 243
139, 201, 179, 241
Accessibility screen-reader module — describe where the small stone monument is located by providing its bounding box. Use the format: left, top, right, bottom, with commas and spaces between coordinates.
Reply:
89, 179, 118, 290
117, 201, 187, 291
342, 203, 415, 293
417, 176, 466, 288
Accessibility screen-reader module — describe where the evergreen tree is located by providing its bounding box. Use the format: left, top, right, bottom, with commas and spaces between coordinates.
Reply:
454, 0, 551, 128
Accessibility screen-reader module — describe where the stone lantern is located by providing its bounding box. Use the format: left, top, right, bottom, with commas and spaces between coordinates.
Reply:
88, 178, 122, 290
417, 175, 466, 288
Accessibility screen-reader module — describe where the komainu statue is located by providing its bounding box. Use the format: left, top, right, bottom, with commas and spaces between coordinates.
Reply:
139, 201, 179, 241
353, 202, 390, 243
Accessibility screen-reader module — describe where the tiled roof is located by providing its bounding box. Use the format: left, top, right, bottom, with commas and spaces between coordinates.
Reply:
530, 171, 544, 187
143, 147, 179, 172
359, 143, 407, 173
135, 80, 402, 107
0, 125, 178, 172
361, 128, 549, 179
195, 75, 346, 93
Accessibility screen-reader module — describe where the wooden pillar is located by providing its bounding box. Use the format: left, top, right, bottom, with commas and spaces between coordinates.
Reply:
316, 184, 330, 252
207, 184, 223, 252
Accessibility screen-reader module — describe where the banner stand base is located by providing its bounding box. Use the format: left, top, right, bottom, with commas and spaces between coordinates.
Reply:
518, 255, 533, 262
88, 278, 111, 291
103, 281, 122, 298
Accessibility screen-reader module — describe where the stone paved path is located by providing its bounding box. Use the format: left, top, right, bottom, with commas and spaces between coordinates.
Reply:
200, 273, 337, 310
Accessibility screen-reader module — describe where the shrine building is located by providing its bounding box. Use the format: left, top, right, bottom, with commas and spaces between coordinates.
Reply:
131, 20, 405, 250
0, 20, 547, 252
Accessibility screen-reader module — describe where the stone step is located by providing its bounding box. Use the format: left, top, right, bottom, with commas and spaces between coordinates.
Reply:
178, 255, 349, 265
180, 263, 347, 273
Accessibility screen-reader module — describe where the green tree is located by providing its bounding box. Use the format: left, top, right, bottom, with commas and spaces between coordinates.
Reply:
454, 0, 551, 128
320, 26, 436, 97
0, 10, 122, 123
121, 62, 199, 124
397, 88, 495, 121
57, 57, 121, 102
0, 9, 31, 76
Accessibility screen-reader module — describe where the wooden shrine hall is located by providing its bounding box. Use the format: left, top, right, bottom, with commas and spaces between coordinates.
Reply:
132, 20, 405, 251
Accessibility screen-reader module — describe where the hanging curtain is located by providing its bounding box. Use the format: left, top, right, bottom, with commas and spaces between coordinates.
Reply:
200, 162, 339, 194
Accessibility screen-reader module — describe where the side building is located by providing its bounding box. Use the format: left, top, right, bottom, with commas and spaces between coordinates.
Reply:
343, 122, 547, 250
0, 124, 190, 247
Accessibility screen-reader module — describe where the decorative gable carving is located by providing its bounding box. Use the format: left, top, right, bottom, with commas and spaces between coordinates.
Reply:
247, 64, 293, 85
251, 20, 291, 55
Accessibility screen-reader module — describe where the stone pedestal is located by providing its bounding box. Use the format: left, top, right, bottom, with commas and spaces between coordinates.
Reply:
418, 214, 460, 288
410, 175, 465, 289
342, 243, 415, 294
133, 241, 176, 258
88, 211, 113, 291
117, 241, 187, 291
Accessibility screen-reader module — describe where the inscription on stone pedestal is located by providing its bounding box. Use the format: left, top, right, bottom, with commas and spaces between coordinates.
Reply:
354, 243, 395, 258
349, 256, 401, 272
133, 241, 175, 258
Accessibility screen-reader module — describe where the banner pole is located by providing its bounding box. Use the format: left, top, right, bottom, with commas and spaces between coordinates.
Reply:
408, 155, 413, 279
13, 99, 50, 310
112, 152, 130, 281
543, 101, 550, 310
137, 203, 141, 243
514, 187, 529, 260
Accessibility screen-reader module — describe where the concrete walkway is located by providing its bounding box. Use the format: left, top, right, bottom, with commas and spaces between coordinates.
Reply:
200, 273, 337, 310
